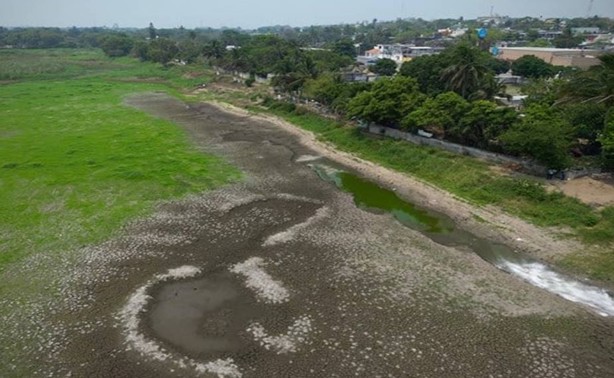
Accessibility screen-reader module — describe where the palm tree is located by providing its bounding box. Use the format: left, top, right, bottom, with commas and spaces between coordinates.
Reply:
440, 43, 489, 99
558, 54, 614, 106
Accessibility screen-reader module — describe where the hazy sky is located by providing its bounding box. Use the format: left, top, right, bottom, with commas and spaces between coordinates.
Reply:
1, 0, 613, 29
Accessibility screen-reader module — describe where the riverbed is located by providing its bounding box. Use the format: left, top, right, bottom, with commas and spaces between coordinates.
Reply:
2, 92, 613, 377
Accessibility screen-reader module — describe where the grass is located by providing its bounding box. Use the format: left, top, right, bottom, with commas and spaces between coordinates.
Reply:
247, 102, 614, 282
0, 49, 240, 273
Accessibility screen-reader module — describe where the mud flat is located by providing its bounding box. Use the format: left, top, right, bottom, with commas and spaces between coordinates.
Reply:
1, 92, 613, 377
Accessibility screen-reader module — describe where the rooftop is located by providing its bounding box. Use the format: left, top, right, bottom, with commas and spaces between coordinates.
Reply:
500, 47, 598, 52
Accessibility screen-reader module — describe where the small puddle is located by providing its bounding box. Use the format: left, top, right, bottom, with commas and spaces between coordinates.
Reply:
149, 272, 260, 354
311, 163, 614, 316
313, 164, 452, 234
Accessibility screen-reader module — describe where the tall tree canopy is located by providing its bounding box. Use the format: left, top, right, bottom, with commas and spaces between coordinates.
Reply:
347, 76, 426, 127
511, 55, 556, 79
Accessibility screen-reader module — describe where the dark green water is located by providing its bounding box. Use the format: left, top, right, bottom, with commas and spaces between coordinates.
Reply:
313, 164, 453, 234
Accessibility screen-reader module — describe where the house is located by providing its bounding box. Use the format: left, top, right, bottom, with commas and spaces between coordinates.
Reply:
572, 27, 600, 36
359, 44, 442, 64
495, 72, 525, 85
498, 47, 604, 69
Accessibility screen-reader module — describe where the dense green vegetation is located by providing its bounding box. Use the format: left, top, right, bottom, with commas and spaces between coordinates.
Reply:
0, 49, 240, 272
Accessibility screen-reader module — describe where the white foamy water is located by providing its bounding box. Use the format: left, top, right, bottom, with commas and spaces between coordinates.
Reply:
497, 260, 614, 317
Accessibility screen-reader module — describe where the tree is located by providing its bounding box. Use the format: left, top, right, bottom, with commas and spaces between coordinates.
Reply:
402, 91, 469, 137
148, 22, 157, 40
147, 38, 178, 65
600, 116, 614, 170
303, 74, 345, 105
485, 59, 511, 75
132, 40, 149, 61
370, 58, 397, 76
272, 50, 319, 92
527, 38, 552, 48
561, 103, 607, 155
456, 100, 518, 148
500, 105, 573, 169
332, 39, 357, 58
100, 34, 134, 57
559, 54, 614, 106
177, 40, 203, 63
347, 76, 426, 127
511, 55, 555, 79
399, 53, 451, 95
553, 28, 583, 48
306, 49, 354, 72
203, 40, 225, 59
526, 29, 540, 42
440, 43, 490, 99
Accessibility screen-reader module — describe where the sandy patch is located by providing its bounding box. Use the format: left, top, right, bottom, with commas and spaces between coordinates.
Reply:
550, 177, 614, 208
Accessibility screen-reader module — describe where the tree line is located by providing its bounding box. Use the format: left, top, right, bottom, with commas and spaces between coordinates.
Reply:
2, 23, 612, 170
295, 44, 613, 170
84, 27, 614, 170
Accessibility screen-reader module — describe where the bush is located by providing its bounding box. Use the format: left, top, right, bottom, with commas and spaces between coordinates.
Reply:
100, 34, 134, 57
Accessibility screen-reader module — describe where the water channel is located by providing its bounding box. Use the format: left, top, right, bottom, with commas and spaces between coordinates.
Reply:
311, 163, 614, 317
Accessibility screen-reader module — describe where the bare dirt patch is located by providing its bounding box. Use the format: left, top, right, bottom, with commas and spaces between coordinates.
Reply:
550, 176, 614, 208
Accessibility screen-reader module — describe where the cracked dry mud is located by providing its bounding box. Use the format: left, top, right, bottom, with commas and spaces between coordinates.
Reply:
2, 92, 614, 377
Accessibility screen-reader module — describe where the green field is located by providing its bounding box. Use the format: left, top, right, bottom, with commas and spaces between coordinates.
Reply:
250, 102, 614, 282
0, 49, 240, 273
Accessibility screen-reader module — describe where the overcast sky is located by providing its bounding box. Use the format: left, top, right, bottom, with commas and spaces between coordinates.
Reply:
1, 0, 613, 29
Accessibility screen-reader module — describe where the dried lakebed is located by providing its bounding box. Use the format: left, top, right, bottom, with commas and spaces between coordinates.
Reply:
1, 92, 614, 377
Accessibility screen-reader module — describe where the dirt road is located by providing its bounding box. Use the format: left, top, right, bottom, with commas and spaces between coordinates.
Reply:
2, 93, 613, 377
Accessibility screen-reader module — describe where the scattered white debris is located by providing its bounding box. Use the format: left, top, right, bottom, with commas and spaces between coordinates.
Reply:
230, 257, 290, 304
117, 266, 242, 377
263, 207, 329, 246
247, 315, 313, 354
194, 358, 242, 378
